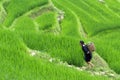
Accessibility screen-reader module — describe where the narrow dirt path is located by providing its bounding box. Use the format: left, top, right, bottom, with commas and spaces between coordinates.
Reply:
29, 50, 119, 79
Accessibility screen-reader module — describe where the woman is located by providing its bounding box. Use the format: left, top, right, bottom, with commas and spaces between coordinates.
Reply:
80, 40, 94, 68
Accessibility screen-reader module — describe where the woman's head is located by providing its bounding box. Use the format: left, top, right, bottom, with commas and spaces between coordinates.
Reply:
80, 40, 84, 45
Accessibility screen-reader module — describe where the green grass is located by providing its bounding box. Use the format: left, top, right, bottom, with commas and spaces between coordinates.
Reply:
3, 0, 48, 27
35, 12, 57, 30
69, 0, 109, 22
83, 0, 119, 19
0, 0, 120, 79
51, 0, 120, 74
105, 0, 120, 15
51, 0, 81, 38
0, 29, 110, 80
0, 24, 3, 29
0, 2, 6, 24
17, 31, 84, 66
91, 29, 120, 74
11, 16, 36, 31
52, 0, 120, 36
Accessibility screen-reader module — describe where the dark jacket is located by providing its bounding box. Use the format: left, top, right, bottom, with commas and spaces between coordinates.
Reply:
82, 44, 92, 62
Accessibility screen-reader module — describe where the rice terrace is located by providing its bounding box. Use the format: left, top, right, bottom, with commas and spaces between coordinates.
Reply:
0, 0, 120, 80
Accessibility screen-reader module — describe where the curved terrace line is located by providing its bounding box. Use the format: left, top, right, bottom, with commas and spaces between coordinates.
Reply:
64, 0, 101, 22
91, 27, 120, 37
53, 0, 87, 38
9, 4, 51, 29
83, 0, 120, 19
4, 2, 49, 28
80, 0, 112, 22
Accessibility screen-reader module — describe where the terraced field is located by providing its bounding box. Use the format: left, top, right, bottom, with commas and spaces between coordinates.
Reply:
0, 0, 120, 80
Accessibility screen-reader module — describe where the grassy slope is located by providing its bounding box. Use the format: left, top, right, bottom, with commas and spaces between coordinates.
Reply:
3, 0, 48, 27
35, 12, 57, 30
52, 0, 120, 36
52, 0, 120, 74
105, 0, 120, 16
0, 0, 120, 79
0, 29, 110, 80
18, 31, 84, 66
51, 0, 82, 38
11, 16, 36, 31
91, 29, 120, 74
0, 1, 6, 25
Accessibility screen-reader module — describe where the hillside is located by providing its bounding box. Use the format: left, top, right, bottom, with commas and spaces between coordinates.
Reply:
0, 0, 120, 80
